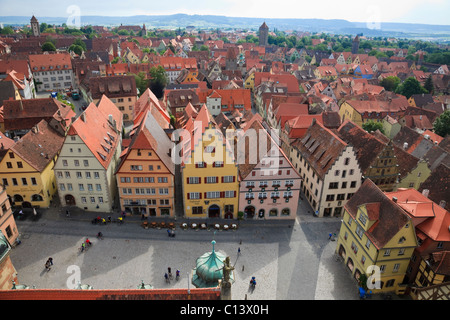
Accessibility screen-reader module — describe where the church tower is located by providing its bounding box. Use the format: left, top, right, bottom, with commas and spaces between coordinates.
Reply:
259, 22, 269, 46
30, 15, 40, 37
351, 35, 360, 54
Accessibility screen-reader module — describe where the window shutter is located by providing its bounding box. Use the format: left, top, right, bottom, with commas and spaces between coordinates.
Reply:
216, 176, 218, 183
220, 192, 224, 198
234, 191, 236, 197
187, 193, 190, 199
221, 176, 224, 183
233, 176, 236, 182
187, 178, 190, 184
195, 163, 198, 168
278, 170, 282, 175
204, 177, 207, 183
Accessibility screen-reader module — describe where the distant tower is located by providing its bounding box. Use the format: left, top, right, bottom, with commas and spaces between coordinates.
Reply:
30, 15, 40, 37
259, 22, 269, 46
351, 35, 360, 54
142, 23, 147, 37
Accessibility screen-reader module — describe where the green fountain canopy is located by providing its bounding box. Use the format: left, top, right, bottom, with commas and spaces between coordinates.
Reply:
192, 240, 234, 288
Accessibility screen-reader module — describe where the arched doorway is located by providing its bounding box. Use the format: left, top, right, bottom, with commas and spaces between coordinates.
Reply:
22, 201, 32, 209
13, 194, 24, 203
208, 204, 220, 218
65, 194, 76, 206
244, 206, 255, 219
347, 257, 354, 272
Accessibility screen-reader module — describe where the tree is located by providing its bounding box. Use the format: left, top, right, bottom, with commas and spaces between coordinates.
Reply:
41, 42, 56, 52
362, 120, 384, 134
433, 110, 450, 137
424, 75, 434, 94
396, 77, 428, 98
130, 72, 149, 96
148, 66, 168, 99
68, 44, 83, 55
380, 76, 401, 92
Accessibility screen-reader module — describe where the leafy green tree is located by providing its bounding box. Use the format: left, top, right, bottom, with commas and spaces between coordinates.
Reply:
433, 110, 450, 137
148, 66, 168, 99
68, 44, 83, 55
396, 77, 428, 98
362, 120, 384, 134
130, 72, 149, 96
41, 41, 56, 52
380, 76, 401, 92
424, 76, 434, 95
0, 26, 14, 35
72, 38, 87, 51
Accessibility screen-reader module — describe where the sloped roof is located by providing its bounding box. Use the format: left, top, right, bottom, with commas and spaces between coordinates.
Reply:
345, 179, 411, 250
11, 119, 64, 172
386, 188, 450, 242
336, 120, 388, 173
291, 119, 347, 179
418, 164, 450, 212
68, 102, 120, 170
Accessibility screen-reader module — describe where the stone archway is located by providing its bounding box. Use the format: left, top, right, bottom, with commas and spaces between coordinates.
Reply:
244, 205, 255, 219
65, 194, 76, 206
208, 204, 220, 218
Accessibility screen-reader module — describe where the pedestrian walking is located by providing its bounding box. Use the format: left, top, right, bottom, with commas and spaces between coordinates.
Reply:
238, 247, 241, 256
66, 210, 70, 217
48, 257, 53, 266
328, 233, 333, 240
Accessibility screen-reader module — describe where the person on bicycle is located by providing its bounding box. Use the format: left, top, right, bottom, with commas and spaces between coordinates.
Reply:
85, 238, 92, 246
176, 270, 180, 280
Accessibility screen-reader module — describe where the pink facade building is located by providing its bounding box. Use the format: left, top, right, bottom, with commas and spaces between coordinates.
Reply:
238, 115, 301, 220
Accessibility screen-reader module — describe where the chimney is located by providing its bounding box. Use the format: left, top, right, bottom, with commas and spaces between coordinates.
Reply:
422, 189, 429, 198
403, 142, 408, 150
80, 112, 86, 122
439, 200, 446, 208
392, 197, 397, 203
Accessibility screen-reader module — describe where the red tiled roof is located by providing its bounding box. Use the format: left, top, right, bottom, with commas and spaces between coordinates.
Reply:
29, 52, 72, 72
0, 287, 221, 300
11, 119, 64, 172
68, 99, 121, 170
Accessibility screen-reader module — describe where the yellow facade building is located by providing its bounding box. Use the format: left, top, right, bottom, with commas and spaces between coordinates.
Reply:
336, 179, 418, 294
0, 120, 64, 209
181, 105, 239, 219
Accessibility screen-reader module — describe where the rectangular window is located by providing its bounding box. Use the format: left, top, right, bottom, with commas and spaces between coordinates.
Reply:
96, 184, 102, 191
158, 177, 168, 183
206, 191, 221, 199
81, 197, 87, 203
188, 192, 201, 200
22, 178, 27, 185
79, 184, 84, 191
98, 197, 104, 203
85, 172, 91, 179
94, 172, 100, 179
329, 182, 339, 189
206, 176, 218, 184
192, 206, 203, 214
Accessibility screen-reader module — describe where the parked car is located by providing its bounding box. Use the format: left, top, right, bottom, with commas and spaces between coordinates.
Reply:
72, 92, 80, 100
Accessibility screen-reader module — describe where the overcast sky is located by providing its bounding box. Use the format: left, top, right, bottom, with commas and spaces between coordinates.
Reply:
0, 0, 449, 25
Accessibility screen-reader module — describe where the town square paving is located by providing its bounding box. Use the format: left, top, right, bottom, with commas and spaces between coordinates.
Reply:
9, 198, 360, 300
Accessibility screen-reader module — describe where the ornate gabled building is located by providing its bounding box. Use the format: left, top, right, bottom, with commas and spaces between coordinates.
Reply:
290, 119, 363, 217
336, 120, 400, 192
